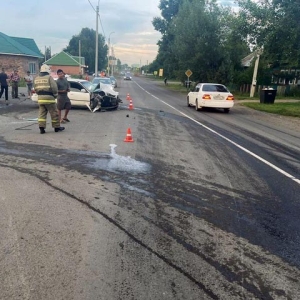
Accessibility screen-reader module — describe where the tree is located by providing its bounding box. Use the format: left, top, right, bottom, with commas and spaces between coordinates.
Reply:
237, 0, 300, 82
152, 0, 186, 78
64, 28, 108, 72
45, 47, 52, 61
170, 0, 248, 83
152, 0, 249, 84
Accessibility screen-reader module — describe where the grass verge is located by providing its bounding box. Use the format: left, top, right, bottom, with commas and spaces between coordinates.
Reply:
240, 102, 300, 118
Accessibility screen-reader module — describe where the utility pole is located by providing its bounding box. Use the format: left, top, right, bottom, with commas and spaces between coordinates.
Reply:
79, 39, 81, 76
107, 37, 110, 76
111, 46, 115, 76
95, 5, 99, 76
250, 52, 260, 97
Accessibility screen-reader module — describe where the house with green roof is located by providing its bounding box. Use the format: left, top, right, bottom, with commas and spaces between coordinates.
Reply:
0, 32, 43, 78
43, 51, 86, 76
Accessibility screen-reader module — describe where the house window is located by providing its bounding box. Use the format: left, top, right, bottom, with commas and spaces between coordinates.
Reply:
29, 63, 36, 74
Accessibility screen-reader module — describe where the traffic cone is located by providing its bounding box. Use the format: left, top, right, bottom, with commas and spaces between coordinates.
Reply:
124, 128, 134, 142
126, 93, 132, 101
128, 100, 134, 110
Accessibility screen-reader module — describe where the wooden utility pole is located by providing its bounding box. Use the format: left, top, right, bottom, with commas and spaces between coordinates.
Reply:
79, 40, 81, 75
95, 5, 99, 76
250, 53, 260, 97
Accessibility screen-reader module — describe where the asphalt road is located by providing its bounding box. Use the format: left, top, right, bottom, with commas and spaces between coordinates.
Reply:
0, 77, 299, 300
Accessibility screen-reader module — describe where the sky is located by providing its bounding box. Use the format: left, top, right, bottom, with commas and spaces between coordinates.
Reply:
1, 0, 162, 67
2, 0, 237, 68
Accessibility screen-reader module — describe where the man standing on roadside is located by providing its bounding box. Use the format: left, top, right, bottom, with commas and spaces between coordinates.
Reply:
10, 69, 20, 98
56, 69, 71, 123
24, 71, 33, 99
0, 68, 9, 104
34, 64, 65, 134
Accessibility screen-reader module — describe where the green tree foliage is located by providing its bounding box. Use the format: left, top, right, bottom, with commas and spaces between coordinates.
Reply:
152, 0, 185, 78
237, 0, 300, 72
64, 28, 108, 72
153, 0, 181, 34
39, 46, 52, 66
170, 0, 249, 83
152, 0, 249, 83
153, 0, 300, 87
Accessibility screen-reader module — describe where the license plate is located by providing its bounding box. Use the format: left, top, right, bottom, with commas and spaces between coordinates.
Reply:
213, 94, 224, 100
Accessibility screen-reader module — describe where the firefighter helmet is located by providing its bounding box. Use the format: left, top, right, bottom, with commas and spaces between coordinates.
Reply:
40, 64, 51, 73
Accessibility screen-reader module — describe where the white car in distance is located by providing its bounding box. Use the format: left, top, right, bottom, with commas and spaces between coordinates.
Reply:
187, 83, 234, 113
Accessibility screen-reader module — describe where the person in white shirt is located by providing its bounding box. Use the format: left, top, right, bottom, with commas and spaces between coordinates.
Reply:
24, 71, 33, 98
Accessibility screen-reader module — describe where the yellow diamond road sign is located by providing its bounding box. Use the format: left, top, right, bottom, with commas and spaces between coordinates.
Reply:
185, 69, 192, 77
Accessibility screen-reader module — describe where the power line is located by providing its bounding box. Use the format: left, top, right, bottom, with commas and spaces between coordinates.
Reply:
87, 0, 96, 12
87, 0, 106, 37
98, 12, 106, 38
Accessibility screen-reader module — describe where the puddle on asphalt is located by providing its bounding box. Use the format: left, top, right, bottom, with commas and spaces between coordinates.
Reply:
85, 144, 154, 196
88, 144, 150, 174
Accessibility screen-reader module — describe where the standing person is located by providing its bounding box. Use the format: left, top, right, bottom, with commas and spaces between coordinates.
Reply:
34, 64, 65, 134
164, 77, 168, 85
56, 69, 71, 123
10, 69, 20, 98
0, 68, 9, 105
84, 72, 89, 81
24, 71, 33, 99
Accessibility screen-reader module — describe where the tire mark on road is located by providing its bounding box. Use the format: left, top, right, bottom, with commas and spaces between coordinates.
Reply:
0, 162, 219, 300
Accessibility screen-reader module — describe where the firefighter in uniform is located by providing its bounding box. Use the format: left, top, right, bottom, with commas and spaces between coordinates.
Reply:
34, 64, 65, 134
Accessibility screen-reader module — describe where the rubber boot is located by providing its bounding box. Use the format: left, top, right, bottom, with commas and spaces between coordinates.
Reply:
39, 127, 46, 134
54, 127, 65, 132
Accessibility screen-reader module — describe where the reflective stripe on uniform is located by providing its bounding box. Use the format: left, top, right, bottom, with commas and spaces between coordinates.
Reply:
38, 118, 46, 122
51, 120, 59, 123
38, 100, 56, 104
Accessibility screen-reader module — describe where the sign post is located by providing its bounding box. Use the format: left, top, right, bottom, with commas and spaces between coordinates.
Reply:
185, 69, 193, 90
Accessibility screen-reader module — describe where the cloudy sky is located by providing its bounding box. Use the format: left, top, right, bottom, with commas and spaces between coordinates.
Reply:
1, 0, 162, 66
2, 0, 237, 67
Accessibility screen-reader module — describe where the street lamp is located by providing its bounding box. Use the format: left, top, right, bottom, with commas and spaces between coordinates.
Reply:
107, 31, 115, 76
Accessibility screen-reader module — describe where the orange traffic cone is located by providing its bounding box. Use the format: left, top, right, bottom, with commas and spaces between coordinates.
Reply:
128, 100, 134, 110
124, 128, 134, 142
126, 93, 132, 101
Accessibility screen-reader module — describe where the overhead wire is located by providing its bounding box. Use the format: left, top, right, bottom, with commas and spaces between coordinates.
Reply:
87, 0, 96, 12
87, 0, 106, 38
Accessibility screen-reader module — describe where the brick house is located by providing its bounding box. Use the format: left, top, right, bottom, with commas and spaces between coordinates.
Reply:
0, 32, 43, 78
43, 51, 86, 76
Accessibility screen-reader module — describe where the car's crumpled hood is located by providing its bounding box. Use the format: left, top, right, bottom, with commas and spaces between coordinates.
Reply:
90, 83, 118, 97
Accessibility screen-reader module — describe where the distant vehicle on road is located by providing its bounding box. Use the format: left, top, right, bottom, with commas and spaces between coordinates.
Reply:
109, 76, 117, 88
124, 73, 132, 80
92, 77, 113, 86
187, 83, 234, 113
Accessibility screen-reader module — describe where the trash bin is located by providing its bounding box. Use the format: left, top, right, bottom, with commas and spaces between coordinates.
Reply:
260, 88, 277, 104
185, 80, 192, 88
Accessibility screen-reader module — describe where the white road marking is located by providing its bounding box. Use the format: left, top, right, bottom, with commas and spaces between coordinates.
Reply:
135, 81, 300, 185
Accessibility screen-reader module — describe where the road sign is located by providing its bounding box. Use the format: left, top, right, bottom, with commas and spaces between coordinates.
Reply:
185, 69, 192, 77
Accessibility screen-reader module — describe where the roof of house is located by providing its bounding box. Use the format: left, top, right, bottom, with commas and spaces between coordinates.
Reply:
241, 49, 263, 67
44, 51, 85, 66
241, 52, 256, 67
0, 32, 43, 58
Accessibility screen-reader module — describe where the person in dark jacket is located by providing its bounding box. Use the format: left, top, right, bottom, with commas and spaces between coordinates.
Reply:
0, 68, 9, 104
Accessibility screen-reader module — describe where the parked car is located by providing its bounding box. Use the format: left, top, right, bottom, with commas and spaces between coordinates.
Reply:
124, 73, 132, 80
91, 77, 118, 97
187, 83, 234, 113
31, 78, 119, 108
92, 77, 113, 87
109, 76, 117, 88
